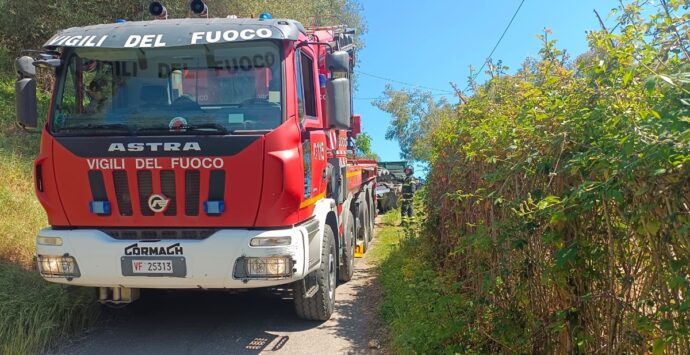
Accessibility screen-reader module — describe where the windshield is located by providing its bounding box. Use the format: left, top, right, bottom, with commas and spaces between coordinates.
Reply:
52, 41, 282, 135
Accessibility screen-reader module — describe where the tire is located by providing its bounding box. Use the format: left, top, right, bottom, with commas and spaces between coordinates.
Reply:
294, 224, 337, 321
339, 210, 356, 282
357, 200, 370, 253
368, 192, 376, 240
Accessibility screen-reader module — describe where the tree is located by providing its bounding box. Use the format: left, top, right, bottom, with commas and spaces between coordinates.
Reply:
354, 132, 379, 161
373, 84, 451, 162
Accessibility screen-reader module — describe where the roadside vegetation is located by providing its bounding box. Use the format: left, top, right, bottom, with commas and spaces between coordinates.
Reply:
373, 198, 466, 354
0, 63, 100, 355
0, 79, 46, 265
376, 1, 689, 353
0, 264, 97, 355
0, 1, 365, 353
366, 208, 402, 264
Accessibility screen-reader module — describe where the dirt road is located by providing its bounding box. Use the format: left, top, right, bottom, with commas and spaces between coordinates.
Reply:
51, 233, 384, 355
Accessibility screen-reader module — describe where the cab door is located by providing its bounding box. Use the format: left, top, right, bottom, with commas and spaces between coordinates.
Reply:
295, 47, 328, 217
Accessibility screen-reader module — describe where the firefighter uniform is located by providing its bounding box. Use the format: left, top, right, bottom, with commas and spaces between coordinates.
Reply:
401, 174, 415, 222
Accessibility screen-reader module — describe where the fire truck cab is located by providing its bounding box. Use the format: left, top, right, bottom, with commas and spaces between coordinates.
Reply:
15, 2, 377, 321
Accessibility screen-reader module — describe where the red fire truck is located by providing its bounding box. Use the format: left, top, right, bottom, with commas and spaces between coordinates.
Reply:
14, 1, 377, 320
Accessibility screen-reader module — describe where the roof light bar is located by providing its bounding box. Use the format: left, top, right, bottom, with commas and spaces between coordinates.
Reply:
149, 1, 168, 20
190, 0, 208, 18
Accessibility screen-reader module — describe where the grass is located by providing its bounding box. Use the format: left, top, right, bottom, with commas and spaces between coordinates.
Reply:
373, 207, 472, 354
0, 76, 99, 354
0, 74, 47, 266
367, 209, 403, 264
0, 150, 46, 266
0, 263, 98, 355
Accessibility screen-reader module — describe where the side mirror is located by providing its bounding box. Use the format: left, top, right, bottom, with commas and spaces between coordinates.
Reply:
16, 77, 38, 128
326, 78, 351, 129
15, 56, 36, 77
326, 51, 350, 73
15, 55, 40, 128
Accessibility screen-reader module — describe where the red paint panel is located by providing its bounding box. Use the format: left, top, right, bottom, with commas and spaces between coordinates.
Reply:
49, 134, 264, 227
254, 117, 303, 227
35, 135, 69, 226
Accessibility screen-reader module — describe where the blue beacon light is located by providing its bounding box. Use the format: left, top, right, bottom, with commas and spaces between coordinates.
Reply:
259, 12, 273, 20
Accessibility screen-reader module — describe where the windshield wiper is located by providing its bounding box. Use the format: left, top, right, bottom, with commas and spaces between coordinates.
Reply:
230, 129, 272, 135
58, 123, 133, 135
136, 123, 229, 136
181, 124, 229, 134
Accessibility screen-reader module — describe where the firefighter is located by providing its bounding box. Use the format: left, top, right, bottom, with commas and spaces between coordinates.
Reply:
85, 77, 111, 114
400, 165, 415, 224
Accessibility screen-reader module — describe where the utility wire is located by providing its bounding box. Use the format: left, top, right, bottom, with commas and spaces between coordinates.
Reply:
354, 92, 449, 101
465, 0, 527, 91
355, 1, 526, 100
358, 71, 454, 94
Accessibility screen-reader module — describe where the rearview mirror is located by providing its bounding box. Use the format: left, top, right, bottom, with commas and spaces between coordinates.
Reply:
326, 51, 350, 73
15, 77, 38, 128
326, 78, 351, 129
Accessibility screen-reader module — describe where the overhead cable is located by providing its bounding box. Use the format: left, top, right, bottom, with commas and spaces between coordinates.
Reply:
358, 71, 454, 94
466, 0, 527, 91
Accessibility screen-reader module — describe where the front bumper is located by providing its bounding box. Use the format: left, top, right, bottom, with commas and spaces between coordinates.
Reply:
35, 226, 309, 289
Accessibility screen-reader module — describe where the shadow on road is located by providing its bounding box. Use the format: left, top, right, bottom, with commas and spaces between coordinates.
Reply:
52, 230, 386, 355
55, 290, 322, 355
326, 266, 383, 354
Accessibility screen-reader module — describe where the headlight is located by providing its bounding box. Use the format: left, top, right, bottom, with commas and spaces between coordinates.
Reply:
37, 255, 80, 278
249, 236, 291, 247
244, 256, 292, 277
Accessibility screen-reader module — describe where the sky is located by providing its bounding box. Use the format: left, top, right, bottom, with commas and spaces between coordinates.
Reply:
354, 0, 621, 165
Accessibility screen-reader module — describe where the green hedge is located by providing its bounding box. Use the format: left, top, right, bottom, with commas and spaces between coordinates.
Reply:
420, 2, 690, 353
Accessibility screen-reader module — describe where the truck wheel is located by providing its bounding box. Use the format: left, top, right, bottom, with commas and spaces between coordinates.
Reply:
368, 193, 376, 240
339, 210, 356, 282
358, 200, 370, 252
294, 224, 337, 321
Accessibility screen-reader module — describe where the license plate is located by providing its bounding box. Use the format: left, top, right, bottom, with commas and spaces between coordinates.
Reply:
121, 256, 187, 277
131, 260, 173, 274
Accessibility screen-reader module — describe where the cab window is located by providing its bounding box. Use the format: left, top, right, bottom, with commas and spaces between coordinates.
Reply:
295, 50, 317, 121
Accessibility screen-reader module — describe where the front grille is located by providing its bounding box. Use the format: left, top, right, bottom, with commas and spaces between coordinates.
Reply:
88, 170, 107, 201
160, 170, 177, 216
102, 229, 218, 240
185, 170, 200, 216
112, 171, 133, 216
137, 171, 154, 216
88, 169, 216, 218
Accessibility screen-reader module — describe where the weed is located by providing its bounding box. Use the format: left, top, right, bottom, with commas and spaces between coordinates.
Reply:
0, 263, 98, 354
0, 77, 98, 354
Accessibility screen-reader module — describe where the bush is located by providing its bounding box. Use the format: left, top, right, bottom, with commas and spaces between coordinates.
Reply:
417, 2, 689, 353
